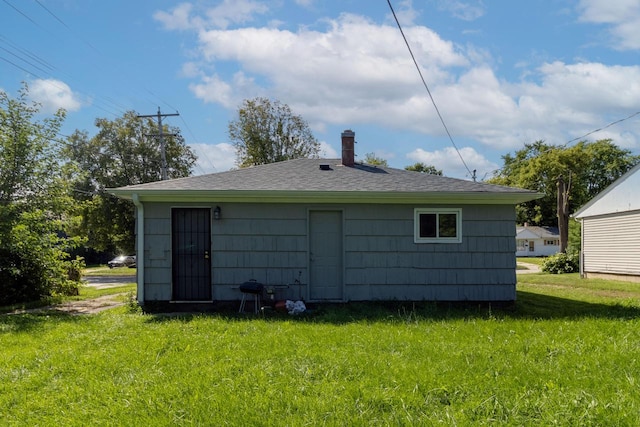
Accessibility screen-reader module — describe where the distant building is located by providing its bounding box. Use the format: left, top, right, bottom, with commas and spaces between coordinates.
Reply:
515, 224, 560, 257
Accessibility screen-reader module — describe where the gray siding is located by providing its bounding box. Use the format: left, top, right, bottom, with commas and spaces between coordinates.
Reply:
582, 210, 640, 276
140, 202, 517, 302
342, 204, 515, 301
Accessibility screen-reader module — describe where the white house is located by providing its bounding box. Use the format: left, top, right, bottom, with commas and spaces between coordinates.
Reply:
573, 163, 640, 282
515, 224, 560, 257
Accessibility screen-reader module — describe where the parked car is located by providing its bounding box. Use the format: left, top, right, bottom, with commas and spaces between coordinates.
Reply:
107, 255, 136, 269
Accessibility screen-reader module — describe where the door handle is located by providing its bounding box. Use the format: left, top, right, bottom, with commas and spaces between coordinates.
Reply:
204, 250, 210, 259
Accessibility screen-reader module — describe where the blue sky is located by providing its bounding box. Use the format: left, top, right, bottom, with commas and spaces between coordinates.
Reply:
2, 0, 640, 179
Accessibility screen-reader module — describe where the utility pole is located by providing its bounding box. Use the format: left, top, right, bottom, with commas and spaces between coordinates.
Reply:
137, 107, 179, 180
557, 174, 570, 253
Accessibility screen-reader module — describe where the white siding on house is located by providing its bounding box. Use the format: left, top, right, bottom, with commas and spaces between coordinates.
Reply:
515, 239, 559, 257
514, 227, 560, 257
574, 163, 640, 218
582, 210, 640, 276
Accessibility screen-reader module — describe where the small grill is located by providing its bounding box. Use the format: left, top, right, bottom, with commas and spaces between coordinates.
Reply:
238, 281, 264, 313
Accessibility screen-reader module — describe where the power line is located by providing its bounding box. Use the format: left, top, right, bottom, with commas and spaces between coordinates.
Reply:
488, 110, 640, 179
564, 111, 640, 147
2, 0, 48, 33
386, 0, 474, 179
178, 115, 217, 174
0, 34, 126, 118
138, 108, 180, 180
0, 35, 55, 72
2, 1, 172, 120
33, 0, 101, 56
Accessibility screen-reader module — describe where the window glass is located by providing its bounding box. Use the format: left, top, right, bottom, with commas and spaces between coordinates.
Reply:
414, 208, 461, 243
419, 213, 436, 238
439, 213, 457, 238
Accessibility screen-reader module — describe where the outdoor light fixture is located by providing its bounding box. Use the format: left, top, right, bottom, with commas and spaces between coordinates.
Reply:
214, 206, 221, 220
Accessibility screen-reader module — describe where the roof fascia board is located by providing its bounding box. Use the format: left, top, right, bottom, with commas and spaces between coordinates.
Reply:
109, 189, 543, 205
573, 162, 640, 219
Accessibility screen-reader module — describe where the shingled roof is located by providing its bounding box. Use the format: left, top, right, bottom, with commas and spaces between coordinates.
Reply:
516, 225, 560, 238
109, 158, 541, 205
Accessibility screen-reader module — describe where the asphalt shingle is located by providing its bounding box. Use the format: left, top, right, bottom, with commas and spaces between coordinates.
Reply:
112, 158, 535, 194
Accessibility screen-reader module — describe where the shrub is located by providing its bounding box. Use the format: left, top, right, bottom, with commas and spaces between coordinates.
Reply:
541, 250, 580, 274
0, 209, 84, 305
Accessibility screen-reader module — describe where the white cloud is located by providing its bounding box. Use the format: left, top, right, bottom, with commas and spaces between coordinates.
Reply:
389, 0, 420, 26
407, 146, 498, 180
205, 0, 269, 30
318, 140, 338, 158
153, 3, 196, 31
295, 0, 315, 7
29, 79, 81, 113
159, 5, 640, 160
577, 0, 640, 50
189, 71, 261, 108
154, 0, 269, 31
436, 0, 486, 21
192, 13, 467, 125
191, 142, 237, 174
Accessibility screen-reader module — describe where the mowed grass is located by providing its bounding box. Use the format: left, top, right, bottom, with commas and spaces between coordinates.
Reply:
516, 257, 546, 267
1, 274, 639, 425
83, 265, 137, 276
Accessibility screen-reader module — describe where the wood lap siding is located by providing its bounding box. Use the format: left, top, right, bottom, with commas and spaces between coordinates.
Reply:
212, 204, 308, 298
141, 202, 518, 302
583, 211, 640, 275
343, 204, 517, 301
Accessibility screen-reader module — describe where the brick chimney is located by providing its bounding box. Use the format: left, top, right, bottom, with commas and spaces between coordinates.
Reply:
341, 129, 355, 167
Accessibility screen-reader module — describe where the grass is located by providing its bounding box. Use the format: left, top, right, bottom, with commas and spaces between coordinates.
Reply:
0, 268, 136, 314
83, 265, 136, 276
1, 273, 639, 425
517, 257, 546, 267
74, 283, 136, 299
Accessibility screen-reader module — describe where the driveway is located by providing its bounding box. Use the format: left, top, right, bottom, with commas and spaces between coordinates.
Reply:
84, 275, 136, 289
517, 262, 542, 274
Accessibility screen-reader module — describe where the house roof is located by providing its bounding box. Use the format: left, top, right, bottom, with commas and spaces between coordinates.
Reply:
108, 158, 543, 204
573, 162, 640, 219
516, 225, 559, 239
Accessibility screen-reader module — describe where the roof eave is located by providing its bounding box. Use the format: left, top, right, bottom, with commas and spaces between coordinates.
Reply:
108, 189, 543, 205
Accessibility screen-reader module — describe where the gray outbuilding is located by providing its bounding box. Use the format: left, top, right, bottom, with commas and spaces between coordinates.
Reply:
109, 130, 541, 306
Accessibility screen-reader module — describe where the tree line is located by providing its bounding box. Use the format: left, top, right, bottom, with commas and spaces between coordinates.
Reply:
1, 87, 637, 304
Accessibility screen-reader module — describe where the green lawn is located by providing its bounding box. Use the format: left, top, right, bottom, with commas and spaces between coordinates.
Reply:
517, 257, 546, 266
83, 265, 137, 276
1, 274, 639, 425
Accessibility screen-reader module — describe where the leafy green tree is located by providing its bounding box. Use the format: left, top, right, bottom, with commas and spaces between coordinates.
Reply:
364, 152, 388, 166
66, 111, 196, 254
489, 140, 639, 228
0, 84, 83, 304
228, 97, 320, 167
405, 162, 443, 175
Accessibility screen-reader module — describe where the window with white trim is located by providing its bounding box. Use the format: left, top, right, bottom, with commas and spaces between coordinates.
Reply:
414, 208, 462, 243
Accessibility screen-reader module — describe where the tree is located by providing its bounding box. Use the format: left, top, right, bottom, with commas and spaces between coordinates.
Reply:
0, 84, 83, 304
65, 111, 197, 254
405, 162, 443, 175
228, 97, 320, 167
364, 152, 388, 166
489, 139, 639, 250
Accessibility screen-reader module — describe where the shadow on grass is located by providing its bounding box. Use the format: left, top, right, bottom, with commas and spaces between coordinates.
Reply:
3, 289, 638, 330
0, 310, 90, 333
141, 291, 640, 324
513, 291, 640, 319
